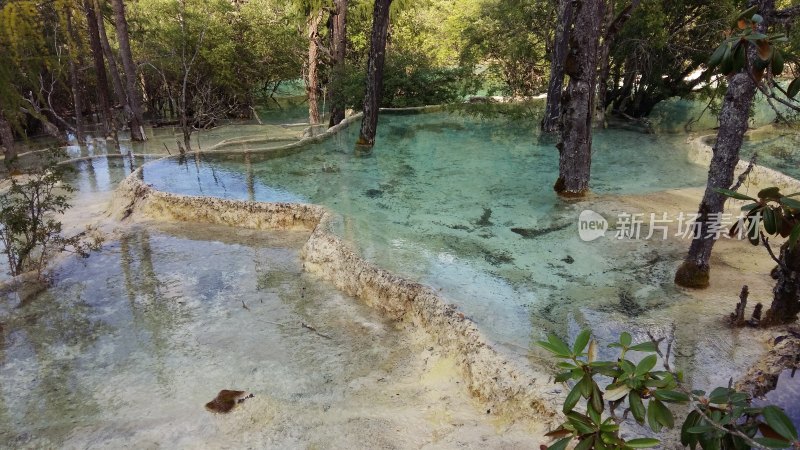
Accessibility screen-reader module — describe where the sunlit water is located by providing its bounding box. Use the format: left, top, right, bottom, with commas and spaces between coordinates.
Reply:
1, 223, 537, 448
141, 112, 713, 351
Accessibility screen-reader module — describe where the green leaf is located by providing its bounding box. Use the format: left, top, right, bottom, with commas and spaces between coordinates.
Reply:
762, 405, 798, 441
788, 78, 800, 99
579, 375, 592, 398
688, 425, 717, 434
625, 438, 661, 448
573, 329, 591, 354
653, 390, 690, 403
789, 224, 800, 250
780, 196, 800, 210
555, 371, 573, 383
708, 387, 732, 404
567, 412, 596, 435
538, 334, 572, 357
548, 437, 572, 450
647, 396, 663, 433
772, 49, 785, 76
754, 437, 793, 449
629, 390, 645, 424
713, 187, 757, 201
635, 355, 658, 376
733, 43, 747, 72
708, 43, 727, 67
620, 332, 632, 347
720, 42, 734, 74
628, 341, 658, 353
590, 383, 604, 414
751, 14, 764, 24
620, 360, 636, 374
681, 411, 702, 446
574, 437, 594, 450
737, 5, 758, 20
652, 399, 675, 428
564, 382, 582, 413
759, 187, 781, 199
764, 208, 777, 235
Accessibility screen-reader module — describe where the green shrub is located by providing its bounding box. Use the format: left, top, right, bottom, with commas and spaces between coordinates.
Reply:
539, 330, 799, 449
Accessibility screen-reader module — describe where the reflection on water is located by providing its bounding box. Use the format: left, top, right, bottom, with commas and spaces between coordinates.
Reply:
2, 224, 481, 448
755, 367, 800, 425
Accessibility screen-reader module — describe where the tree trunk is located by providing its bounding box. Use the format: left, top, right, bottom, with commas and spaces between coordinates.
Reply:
763, 244, 800, 324
65, 7, 85, 144
0, 111, 15, 163
554, 0, 604, 197
541, 0, 573, 133
674, 0, 768, 288
306, 10, 324, 127
111, 0, 146, 141
84, 0, 113, 137
596, 0, 639, 127
328, 0, 348, 127
357, 0, 393, 148
95, 0, 127, 127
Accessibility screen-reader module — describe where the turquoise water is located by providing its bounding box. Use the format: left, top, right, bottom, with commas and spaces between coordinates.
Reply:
141, 112, 709, 349
741, 131, 800, 182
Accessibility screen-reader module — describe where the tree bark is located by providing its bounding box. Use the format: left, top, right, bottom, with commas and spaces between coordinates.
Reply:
541, 0, 574, 133
554, 0, 604, 197
0, 111, 15, 163
84, 0, 113, 137
306, 10, 324, 127
111, 0, 146, 141
357, 0, 393, 148
675, 0, 768, 288
763, 243, 800, 324
66, 7, 85, 144
328, 0, 348, 128
95, 0, 127, 125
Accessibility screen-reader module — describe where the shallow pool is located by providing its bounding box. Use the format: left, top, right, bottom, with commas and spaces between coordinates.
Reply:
141, 112, 710, 348
1, 223, 542, 448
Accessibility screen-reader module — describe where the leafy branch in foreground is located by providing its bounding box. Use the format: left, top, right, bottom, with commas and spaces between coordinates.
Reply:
716, 186, 800, 325
538, 330, 799, 450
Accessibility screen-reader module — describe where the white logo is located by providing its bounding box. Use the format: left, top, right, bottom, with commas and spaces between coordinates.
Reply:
578, 210, 608, 241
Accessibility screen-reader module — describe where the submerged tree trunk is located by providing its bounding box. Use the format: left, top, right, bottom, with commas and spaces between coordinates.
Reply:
554, 0, 604, 197
66, 7, 85, 144
357, 0, 393, 148
0, 111, 15, 163
84, 0, 113, 137
541, 0, 573, 133
306, 10, 324, 127
111, 0, 146, 141
675, 0, 768, 288
328, 0, 348, 128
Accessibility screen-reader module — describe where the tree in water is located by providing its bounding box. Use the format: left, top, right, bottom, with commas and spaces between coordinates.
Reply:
357, 0, 393, 148
305, 8, 325, 127
674, 1, 800, 288
553, 0, 604, 197
541, 0, 573, 133
328, 0, 348, 127
111, 0, 147, 141
83, 0, 115, 138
